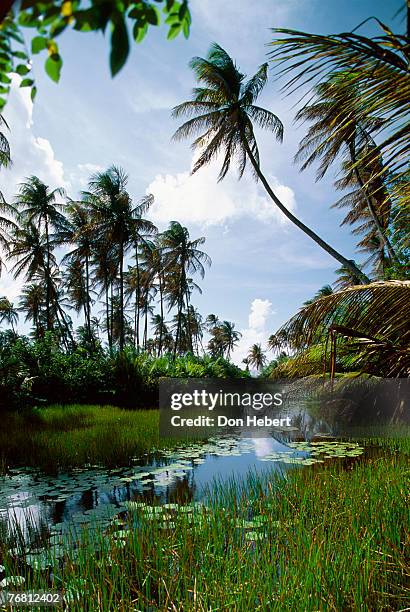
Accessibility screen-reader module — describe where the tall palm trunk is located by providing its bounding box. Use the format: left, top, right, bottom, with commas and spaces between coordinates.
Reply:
173, 267, 186, 358
158, 271, 164, 357
135, 245, 141, 350
44, 215, 52, 330
348, 142, 399, 266
85, 252, 92, 343
185, 290, 193, 353
242, 138, 370, 284
119, 238, 125, 351
104, 272, 112, 349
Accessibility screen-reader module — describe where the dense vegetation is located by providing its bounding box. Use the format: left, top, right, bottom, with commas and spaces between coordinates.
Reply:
0, 331, 247, 411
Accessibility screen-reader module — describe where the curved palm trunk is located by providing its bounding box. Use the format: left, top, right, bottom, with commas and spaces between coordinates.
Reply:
242, 139, 370, 284
348, 142, 399, 266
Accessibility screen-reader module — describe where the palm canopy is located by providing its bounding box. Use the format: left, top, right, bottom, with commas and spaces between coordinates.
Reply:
269, 21, 409, 204
15, 176, 67, 229
160, 221, 211, 278
0, 114, 10, 171
247, 343, 267, 370
172, 42, 283, 181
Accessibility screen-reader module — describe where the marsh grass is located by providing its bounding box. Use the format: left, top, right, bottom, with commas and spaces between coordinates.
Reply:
0, 405, 192, 471
1, 444, 408, 611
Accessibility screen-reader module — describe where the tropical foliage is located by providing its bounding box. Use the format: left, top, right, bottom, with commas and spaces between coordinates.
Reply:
0, 1, 191, 109
270, 281, 410, 378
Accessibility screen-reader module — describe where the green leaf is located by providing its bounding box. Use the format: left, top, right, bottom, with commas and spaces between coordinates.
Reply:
45, 53, 62, 83
0, 96, 6, 111
145, 6, 160, 25
13, 51, 28, 60
133, 22, 148, 43
31, 86, 37, 101
110, 15, 129, 76
18, 12, 38, 28
15, 64, 30, 76
31, 36, 48, 54
0, 74, 12, 84
167, 23, 182, 40
20, 78, 34, 88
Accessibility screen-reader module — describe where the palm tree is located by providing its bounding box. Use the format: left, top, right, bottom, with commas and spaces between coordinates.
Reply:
64, 259, 90, 334
151, 313, 170, 356
19, 281, 45, 337
218, 320, 241, 359
303, 284, 334, 306
0, 296, 18, 332
247, 343, 267, 372
160, 221, 211, 356
130, 196, 156, 349
59, 201, 94, 343
15, 176, 67, 330
93, 238, 118, 349
205, 313, 219, 332
333, 264, 363, 291
172, 43, 368, 283
85, 166, 140, 351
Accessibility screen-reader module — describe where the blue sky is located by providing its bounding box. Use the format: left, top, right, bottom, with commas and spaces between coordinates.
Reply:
0, 0, 404, 363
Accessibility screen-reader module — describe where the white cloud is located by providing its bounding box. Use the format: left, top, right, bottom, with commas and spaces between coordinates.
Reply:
232, 298, 274, 366
146, 156, 296, 228
0, 81, 68, 309
1, 79, 68, 201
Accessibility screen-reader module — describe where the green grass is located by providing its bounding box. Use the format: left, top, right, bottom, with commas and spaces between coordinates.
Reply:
0, 405, 193, 472
1, 442, 408, 611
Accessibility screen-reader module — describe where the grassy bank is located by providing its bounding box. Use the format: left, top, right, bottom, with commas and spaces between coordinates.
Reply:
0, 405, 191, 472
1, 442, 408, 611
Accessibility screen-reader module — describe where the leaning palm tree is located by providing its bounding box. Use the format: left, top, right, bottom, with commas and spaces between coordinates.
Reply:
14, 176, 67, 331
172, 43, 368, 283
247, 343, 267, 372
